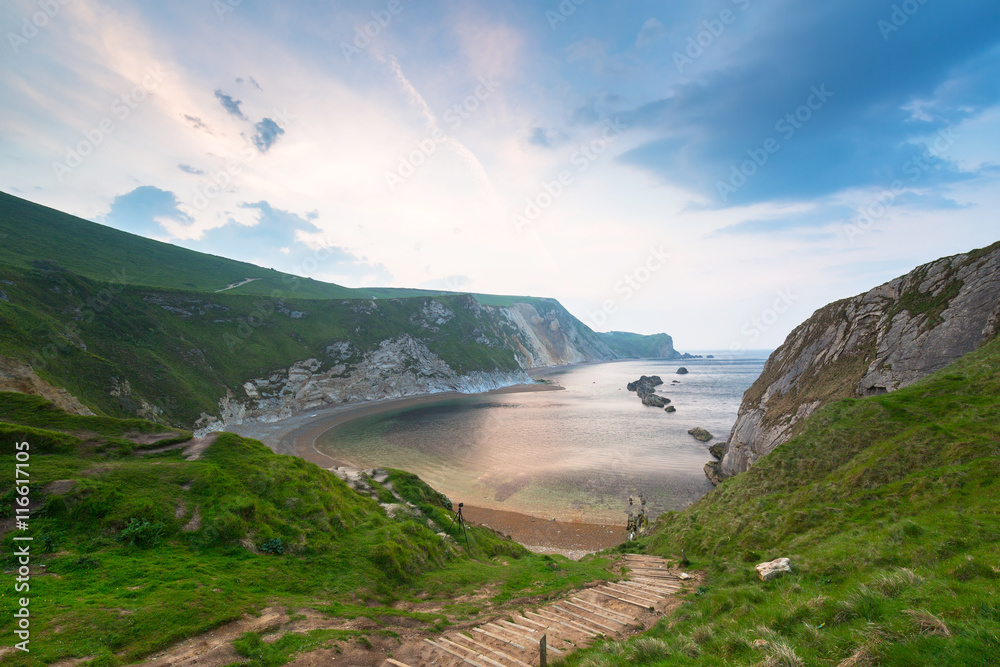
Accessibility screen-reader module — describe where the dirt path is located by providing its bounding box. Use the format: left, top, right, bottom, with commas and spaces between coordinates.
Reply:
129, 555, 695, 667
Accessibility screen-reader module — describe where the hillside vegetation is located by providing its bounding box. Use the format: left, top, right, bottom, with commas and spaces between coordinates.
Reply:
565, 335, 1000, 665
0, 262, 527, 426
0, 393, 613, 666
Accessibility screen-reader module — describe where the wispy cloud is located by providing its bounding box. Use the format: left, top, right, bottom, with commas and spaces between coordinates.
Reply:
214, 89, 248, 120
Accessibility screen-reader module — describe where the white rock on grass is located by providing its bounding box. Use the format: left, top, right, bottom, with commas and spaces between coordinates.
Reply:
756, 558, 792, 581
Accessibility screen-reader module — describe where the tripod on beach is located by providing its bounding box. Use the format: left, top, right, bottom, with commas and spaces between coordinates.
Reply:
450, 502, 470, 548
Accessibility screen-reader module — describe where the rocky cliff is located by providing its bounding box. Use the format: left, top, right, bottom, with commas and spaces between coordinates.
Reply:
718, 240, 1000, 479
195, 298, 627, 433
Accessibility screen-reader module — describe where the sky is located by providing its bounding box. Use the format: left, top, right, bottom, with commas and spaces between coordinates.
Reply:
2, 0, 999, 351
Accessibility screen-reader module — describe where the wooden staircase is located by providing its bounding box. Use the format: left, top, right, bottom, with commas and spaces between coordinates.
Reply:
382, 555, 685, 666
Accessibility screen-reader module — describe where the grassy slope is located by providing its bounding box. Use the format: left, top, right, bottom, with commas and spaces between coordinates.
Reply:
0, 397, 612, 666
0, 192, 596, 311
600, 331, 678, 359
0, 191, 365, 300
563, 336, 1000, 666
0, 263, 522, 425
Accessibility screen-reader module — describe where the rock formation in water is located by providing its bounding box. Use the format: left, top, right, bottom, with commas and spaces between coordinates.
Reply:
626, 375, 671, 408
688, 427, 713, 442
715, 241, 1000, 481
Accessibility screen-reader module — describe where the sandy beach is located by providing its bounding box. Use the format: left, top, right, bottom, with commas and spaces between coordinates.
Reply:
224, 380, 629, 558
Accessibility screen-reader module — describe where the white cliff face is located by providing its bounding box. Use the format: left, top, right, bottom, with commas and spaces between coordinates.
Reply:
495, 302, 618, 368
195, 296, 623, 434
196, 334, 531, 434
719, 242, 1000, 479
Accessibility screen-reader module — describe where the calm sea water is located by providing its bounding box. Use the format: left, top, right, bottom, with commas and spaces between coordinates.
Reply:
317, 352, 767, 524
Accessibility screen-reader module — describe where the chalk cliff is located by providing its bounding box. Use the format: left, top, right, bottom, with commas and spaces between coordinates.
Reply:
196, 297, 636, 433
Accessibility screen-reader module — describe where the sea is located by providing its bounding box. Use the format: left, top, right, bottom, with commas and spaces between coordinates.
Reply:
316, 351, 769, 525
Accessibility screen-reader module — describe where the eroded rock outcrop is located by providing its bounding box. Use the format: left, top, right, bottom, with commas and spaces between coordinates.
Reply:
718, 241, 1000, 479
195, 335, 531, 434
0, 354, 94, 416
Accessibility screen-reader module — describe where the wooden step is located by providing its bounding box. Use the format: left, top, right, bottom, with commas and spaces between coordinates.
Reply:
385, 660, 413, 667
498, 618, 537, 634
452, 633, 532, 667
439, 637, 507, 667
593, 587, 656, 610
551, 604, 619, 633
535, 608, 601, 637
563, 600, 631, 626
425, 638, 485, 667
532, 608, 598, 637
493, 620, 566, 654
606, 582, 664, 602
630, 578, 681, 593
608, 581, 668, 602
571, 597, 638, 623
475, 627, 526, 651
486, 623, 549, 651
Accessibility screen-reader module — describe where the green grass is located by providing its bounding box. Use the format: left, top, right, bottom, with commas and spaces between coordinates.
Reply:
0, 397, 612, 666
0, 191, 364, 300
0, 263, 527, 425
0, 392, 188, 441
561, 335, 1000, 666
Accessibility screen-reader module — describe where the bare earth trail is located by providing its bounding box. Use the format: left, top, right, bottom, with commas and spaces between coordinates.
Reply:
225, 381, 626, 556
131, 555, 693, 667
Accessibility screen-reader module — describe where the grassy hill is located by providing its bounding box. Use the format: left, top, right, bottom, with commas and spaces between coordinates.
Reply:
564, 335, 1000, 665
600, 331, 680, 359
0, 393, 613, 666
0, 262, 529, 426
0, 191, 370, 300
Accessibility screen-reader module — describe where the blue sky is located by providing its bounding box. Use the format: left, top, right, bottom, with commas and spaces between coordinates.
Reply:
2, 0, 999, 349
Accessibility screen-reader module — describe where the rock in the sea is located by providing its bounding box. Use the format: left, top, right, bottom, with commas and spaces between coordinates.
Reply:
703, 461, 723, 485
665, 405, 676, 413
688, 427, 713, 442
627, 375, 664, 392
627, 375, 669, 407
641, 394, 668, 408
709, 442, 725, 460
676, 367, 689, 375
756, 558, 793, 581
